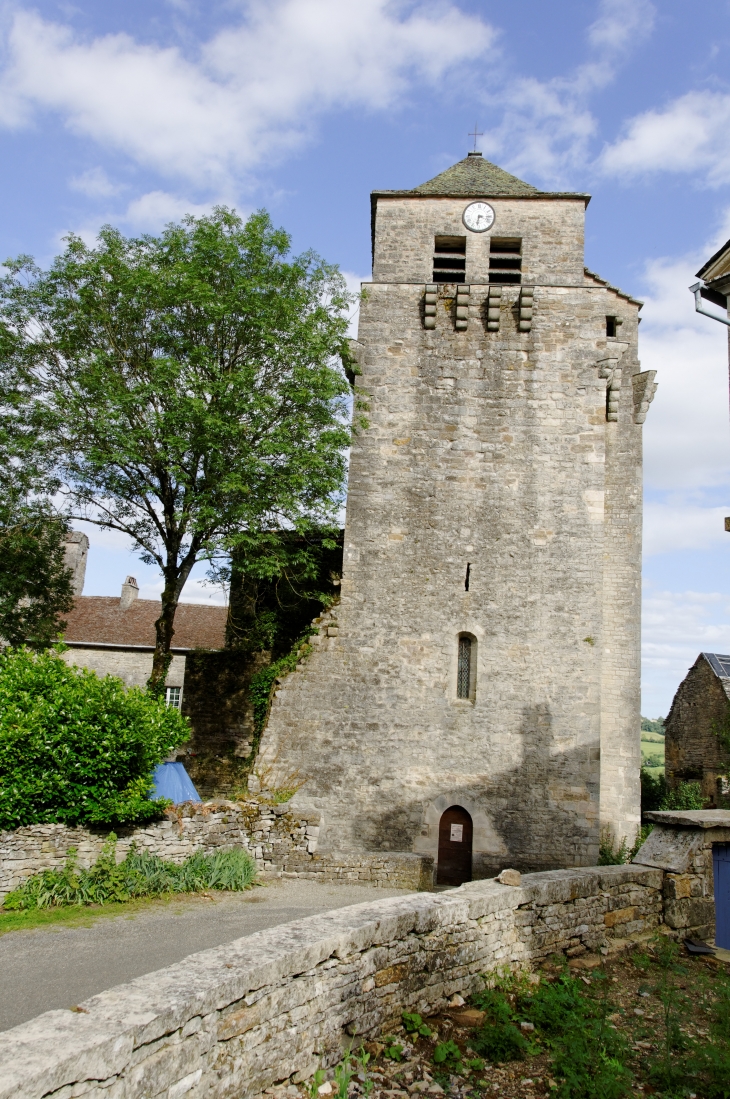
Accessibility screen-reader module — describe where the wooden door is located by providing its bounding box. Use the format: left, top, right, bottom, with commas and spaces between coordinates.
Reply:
437, 806, 473, 886
714, 844, 730, 948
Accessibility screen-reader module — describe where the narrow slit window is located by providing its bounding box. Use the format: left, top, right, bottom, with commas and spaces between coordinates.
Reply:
606, 316, 617, 337
489, 238, 522, 284
433, 235, 466, 284
457, 636, 472, 699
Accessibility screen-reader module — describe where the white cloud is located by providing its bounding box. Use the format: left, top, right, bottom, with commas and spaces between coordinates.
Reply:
642, 588, 730, 715
643, 503, 729, 556
482, 0, 656, 184
342, 270, 369, 339
69, 166, 121, 198
0, 4, 495, 187
122, 191, 217, 232
600, 91, 730, 184
639, 242, 730, 494
139, 575, 227, 605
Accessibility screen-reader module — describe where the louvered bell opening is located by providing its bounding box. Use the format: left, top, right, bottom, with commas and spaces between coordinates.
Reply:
457, 635, 472, 699
433, 235, 466, 284
489, 238, 522, 285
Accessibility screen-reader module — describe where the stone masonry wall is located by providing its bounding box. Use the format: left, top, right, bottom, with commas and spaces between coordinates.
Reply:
60, 648, 186, 693
665, 655, 730, 804
257, 184, 647, 873
0, 801, 431, 905
0, 865, 669, 1099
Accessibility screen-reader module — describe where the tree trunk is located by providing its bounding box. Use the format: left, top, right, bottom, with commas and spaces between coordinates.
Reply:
147, 584, 179, 697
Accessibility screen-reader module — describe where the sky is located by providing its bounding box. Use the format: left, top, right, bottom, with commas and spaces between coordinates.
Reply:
1, 0, 730, 717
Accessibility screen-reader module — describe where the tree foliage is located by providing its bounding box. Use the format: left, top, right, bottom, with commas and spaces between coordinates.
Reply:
0, 647, 189, 830
0, 500, 75, 647
0, 208, 353, 691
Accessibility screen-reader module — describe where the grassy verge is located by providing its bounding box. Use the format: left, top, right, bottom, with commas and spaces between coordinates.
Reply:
2, 838, 256, 911
0, 891, 219, 936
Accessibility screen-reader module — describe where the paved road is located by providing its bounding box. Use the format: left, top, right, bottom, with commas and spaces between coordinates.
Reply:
0, 879, 411, 1032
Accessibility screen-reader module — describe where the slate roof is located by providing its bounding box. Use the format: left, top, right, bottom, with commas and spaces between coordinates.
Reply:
62, 597, 227, 651
371, 152, 591, 202
703, 652, 730, 679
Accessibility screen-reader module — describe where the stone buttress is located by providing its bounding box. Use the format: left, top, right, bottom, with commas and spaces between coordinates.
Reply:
255, 153, 655, 877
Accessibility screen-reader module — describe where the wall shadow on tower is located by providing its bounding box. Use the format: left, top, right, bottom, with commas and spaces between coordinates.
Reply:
351, 701, 600, 877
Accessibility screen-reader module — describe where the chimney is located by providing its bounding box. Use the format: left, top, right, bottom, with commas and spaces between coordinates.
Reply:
63, 531, 89, 596
120, 576, 139, 610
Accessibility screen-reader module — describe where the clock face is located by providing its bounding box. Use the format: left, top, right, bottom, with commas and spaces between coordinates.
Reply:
463, 201, 495, 233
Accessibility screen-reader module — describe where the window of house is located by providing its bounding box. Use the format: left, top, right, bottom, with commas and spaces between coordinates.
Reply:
606, 316, 618, 337
488, 238, 522, 284
457, 635, 474, 700
165, 686, 182, 709
433, 236, 466, 284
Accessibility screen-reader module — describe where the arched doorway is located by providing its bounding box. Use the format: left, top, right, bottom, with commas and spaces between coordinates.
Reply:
437, 806, 473, 886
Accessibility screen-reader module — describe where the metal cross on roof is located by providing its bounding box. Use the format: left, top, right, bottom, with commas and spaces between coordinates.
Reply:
468, 123, 483, 152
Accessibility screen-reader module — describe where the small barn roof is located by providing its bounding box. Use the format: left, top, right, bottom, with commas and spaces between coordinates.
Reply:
62, 596, 227, 652
702, 652, 730, 680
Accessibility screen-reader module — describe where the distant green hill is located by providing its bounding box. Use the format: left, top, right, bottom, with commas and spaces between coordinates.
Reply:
640, 716, 665, 773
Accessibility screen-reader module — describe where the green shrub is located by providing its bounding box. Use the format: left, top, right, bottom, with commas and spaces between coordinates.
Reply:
470, 986, 532, 1062
661, 780, 706, 811
3, 836, 256, 909
471, 969, 631, 1097
0, 646, 190, 829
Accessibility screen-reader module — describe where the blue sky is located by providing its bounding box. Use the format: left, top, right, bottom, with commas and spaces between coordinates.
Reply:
1, 0, 730, 716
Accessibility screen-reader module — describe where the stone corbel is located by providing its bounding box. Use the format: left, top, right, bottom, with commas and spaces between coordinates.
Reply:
632, 370, 658, 424
455, 284, 470, 331
341, 339, 364, 386
423, 284, 438, 330
596, 343, 628, 422
486, 285, 502, 332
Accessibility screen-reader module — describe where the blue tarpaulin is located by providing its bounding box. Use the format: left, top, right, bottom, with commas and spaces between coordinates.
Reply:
152, 762, 201, 804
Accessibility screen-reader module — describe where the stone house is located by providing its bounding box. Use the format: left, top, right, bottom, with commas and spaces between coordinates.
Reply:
665, 652, 730, 806
60, 532, 227, 707
254, 151, 657, 881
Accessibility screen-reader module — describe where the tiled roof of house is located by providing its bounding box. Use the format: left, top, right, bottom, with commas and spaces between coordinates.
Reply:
62, 597, 227, 651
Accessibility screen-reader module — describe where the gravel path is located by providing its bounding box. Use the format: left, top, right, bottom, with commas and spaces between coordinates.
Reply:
0, 878, 411, 1032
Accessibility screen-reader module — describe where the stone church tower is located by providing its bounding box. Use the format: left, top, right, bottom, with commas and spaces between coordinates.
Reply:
256, 152, 656, 878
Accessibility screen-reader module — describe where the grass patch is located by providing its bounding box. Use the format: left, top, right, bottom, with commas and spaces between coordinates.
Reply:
0, 891, 213, 936
2, 837, 256, 911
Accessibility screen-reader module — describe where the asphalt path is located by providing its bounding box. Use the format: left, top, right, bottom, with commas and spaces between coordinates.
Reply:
0, 879, 411, 1032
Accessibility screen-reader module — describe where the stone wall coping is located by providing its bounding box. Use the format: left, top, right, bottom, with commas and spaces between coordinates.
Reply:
645, 810, 730, 828
0, 864, 663, 1099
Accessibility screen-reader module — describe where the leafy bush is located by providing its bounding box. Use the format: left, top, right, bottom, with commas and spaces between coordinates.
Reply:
0, 647, 190, 829
661, 779, 706, 810
3, 836, 256, 909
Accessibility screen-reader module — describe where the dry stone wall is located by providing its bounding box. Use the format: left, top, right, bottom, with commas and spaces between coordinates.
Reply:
0, 864, 669, 1099
0, 802, 431, 905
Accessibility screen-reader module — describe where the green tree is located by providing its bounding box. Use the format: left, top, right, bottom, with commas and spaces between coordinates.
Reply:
0, 208, 353, 692
0, 646, 189, 829
0, 496, 75, 648
0, 373, 75, 646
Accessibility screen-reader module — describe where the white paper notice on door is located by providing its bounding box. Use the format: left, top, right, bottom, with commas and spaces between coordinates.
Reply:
450, 824, 463, 842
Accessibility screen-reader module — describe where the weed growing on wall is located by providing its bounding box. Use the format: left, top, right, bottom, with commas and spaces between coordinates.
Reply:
3, 836, 256, 909
0, 647, 190, 829
248, 633, 315, 738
